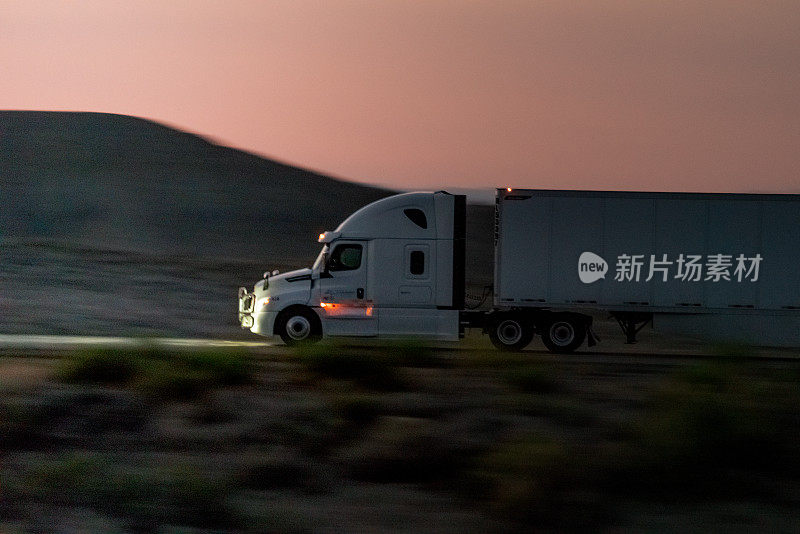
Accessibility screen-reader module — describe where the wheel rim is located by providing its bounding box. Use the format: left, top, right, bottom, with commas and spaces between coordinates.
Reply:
549, 322, 575, 346
496, 319, 523, 345
285, 315, 312, 340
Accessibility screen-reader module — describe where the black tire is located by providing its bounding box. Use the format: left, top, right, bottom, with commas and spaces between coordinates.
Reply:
488, 315, 534, 351
541, 314, 586, 354
276, 306, 322, 346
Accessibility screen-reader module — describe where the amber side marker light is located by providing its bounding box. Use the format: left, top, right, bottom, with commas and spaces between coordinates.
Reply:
320, 303, 373, 317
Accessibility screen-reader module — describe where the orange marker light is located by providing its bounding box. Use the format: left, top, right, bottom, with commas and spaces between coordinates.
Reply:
506, 187, 512, 192
318, 233, 325, 241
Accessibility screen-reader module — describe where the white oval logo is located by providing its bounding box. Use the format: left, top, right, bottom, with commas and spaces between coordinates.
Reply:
578, 252, 608, 284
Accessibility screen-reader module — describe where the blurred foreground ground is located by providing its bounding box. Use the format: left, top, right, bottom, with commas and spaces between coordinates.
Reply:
1, 335, 800, 533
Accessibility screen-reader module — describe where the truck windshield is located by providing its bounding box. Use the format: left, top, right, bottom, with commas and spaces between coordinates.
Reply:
312, 245, 329, 272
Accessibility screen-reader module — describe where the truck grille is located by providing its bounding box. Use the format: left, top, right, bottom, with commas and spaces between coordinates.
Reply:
238, 289, 255, 313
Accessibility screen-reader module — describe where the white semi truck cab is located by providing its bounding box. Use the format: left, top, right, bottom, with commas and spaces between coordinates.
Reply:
239, 188, 800, 351
238, 191, 482, 346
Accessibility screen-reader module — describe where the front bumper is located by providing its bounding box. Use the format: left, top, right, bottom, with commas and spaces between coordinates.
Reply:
238, 287, 277, 336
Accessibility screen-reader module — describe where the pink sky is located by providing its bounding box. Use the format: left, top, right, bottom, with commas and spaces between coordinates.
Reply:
2, 1, 799, 194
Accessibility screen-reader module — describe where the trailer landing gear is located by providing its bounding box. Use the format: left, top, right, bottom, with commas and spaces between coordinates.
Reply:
611, 312, 652, 344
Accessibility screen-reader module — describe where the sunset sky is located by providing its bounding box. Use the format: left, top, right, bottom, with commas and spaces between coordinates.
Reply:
2, 1, 799, 195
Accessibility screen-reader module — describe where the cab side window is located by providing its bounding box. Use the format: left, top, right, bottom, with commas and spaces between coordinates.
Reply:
329, 244, 362, 271
404, 244, 429, 279
410, 251, 425, 275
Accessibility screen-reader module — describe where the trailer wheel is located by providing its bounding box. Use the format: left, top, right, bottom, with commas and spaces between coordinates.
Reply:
489, 316, 533, 352
541, 314, 586, 354
276, 306, 322, 346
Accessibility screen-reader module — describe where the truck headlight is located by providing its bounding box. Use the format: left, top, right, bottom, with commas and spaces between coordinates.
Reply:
257, 297, 270, 310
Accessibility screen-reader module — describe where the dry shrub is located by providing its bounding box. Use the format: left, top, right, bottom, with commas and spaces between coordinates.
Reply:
296, 343, 406, 391
57, 345, 253, 400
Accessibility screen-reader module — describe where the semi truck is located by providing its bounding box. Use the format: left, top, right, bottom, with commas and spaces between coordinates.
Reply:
238, 189, 800, 352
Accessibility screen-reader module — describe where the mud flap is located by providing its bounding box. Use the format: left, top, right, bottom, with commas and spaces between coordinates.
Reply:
586, 317, 600, 347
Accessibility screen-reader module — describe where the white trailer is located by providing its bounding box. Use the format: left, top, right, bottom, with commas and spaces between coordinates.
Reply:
238, 189, 800, 352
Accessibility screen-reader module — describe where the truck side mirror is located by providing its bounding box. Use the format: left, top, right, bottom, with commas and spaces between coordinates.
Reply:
313, 252, 332, 279
321, 252, 332, 278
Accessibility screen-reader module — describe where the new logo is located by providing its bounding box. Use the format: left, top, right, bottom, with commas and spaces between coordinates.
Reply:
578, 252, 608, 284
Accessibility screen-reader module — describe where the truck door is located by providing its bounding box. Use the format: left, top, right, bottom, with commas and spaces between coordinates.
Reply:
317, 241, 377, 336
399, 244, 432, 305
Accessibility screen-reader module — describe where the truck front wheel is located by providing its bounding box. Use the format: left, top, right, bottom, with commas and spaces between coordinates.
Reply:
541, 314, 586, 354
275, 306, 322, 346
489, 316, 533, 351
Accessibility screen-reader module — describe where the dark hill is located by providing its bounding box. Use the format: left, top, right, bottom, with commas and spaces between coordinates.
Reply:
0, 111, 492, 336
0, 111, 392, 261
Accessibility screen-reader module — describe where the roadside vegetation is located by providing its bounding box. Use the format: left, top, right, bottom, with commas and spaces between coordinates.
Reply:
295, 342, 408, 391
468, 352, 800, 529
57, 345, 253, 399
1, 342, 800, 532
